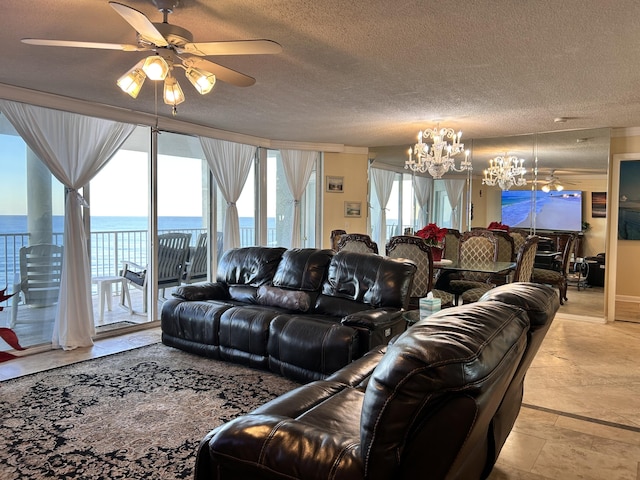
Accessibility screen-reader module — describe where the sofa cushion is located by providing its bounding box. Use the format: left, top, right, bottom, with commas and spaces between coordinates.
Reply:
217, 247, 286, 286
257, 285, 311, 312
321, 251, 416, 309
272, 248, 334, 291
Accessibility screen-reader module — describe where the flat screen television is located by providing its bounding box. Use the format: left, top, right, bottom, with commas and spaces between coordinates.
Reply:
501, 190, 583, 232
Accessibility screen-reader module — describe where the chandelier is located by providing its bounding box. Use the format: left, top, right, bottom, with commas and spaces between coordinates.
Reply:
117, 52, 216, 115
405, 125, 472, 179
482, 155, 527, 191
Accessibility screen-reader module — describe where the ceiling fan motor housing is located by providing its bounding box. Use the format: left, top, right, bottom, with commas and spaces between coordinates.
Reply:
152, 22, 193, 46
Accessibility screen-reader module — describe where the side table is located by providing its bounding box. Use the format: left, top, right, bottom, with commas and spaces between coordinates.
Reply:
92, 276, 130, 323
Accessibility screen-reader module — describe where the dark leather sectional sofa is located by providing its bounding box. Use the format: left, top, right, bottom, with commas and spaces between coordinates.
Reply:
194, 282, 560, 480
161, 246, 417, 382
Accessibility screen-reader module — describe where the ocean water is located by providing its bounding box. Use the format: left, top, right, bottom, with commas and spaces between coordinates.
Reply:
0, 215, 270, 286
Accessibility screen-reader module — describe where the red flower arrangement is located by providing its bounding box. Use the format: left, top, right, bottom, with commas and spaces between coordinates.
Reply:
0, 287, 25, 363
488, 221, 510, 232
415, 223, 448, 245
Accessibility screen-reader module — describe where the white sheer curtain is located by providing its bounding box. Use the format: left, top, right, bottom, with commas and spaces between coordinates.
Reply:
444, 179, 466, 229
413, 175, 433, 227
280, 149, 318, 247
371, 168, 396, 250
0, 100, 135, 350
199, 137, 256, 250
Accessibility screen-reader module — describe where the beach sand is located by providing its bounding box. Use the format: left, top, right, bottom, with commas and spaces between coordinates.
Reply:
519, 196, 580, 230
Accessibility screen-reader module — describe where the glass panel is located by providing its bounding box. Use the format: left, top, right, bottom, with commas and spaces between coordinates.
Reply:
433, 181, 452, 228
266, 150, 318, 248
0, 114, 65, 348
89, 125, 150, 325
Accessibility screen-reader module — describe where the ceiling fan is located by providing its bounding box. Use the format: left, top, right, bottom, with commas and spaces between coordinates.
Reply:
538, 170, 576, 192
21, 0, 282, 113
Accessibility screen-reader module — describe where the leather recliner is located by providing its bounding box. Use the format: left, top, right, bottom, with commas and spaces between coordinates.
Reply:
161, 246, 417, 382
194, 282, 559, 480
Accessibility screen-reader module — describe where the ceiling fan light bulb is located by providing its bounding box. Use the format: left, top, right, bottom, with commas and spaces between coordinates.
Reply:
556, 184, 564, 191
163, 76, 185, 105
142, 55, 169, 81
116, 60, 146, 98
541, 184, 550, 193
185, 67, 216, 94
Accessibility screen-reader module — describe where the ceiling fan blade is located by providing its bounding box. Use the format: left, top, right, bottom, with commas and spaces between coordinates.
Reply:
109, 1, 168, 47
182, 57, 256, 87
21, 38, 144, 51
179, 39, 282, 56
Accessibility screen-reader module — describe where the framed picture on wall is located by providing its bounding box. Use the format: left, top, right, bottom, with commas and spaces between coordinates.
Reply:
344, 201, 361, 217
326, 176, 344, 192
591, 192, 606, 218
618, 160, 640, 239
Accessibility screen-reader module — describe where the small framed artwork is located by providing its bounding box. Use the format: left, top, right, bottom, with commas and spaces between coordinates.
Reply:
344, 201, 362, 217
326, 176, 344, 193
591, 192, 607, 218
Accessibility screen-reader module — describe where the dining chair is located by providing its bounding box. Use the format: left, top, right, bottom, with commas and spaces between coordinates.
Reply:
10, 243, 63, 328
444, 230, 498, 303
443, 229, 461, 264
461, 236, 539, 304
509, 229, 529, 258
336, 233, 379, 254
532, 234, 576, 305
385, 235, 454, 308
330, 229, 347, 251
121, 232, 192, 313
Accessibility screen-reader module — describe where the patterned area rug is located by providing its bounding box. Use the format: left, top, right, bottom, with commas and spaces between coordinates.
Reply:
0, 344, 300, 479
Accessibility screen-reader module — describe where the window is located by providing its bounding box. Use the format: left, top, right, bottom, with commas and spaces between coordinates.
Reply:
0, 114, 65, 347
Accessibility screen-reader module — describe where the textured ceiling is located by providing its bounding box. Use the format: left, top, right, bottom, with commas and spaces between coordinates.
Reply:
1, 0, 638, 172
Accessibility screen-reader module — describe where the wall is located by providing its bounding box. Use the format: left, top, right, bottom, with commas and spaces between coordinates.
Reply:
611, 132, 640, 299
322, 152, 369, 249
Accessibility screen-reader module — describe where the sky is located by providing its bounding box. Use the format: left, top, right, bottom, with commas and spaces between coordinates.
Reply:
0, 132, 262, 219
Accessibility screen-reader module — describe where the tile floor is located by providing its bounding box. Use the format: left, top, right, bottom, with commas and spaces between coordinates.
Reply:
1, 291, 639, 479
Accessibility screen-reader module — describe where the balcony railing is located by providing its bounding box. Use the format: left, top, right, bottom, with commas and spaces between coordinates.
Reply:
0, 226, 273, 304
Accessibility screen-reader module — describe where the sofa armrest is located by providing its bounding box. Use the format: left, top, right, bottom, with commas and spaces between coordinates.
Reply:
341, 308, 403, 330
197, 414, 362, 480
172, 282, 229, 301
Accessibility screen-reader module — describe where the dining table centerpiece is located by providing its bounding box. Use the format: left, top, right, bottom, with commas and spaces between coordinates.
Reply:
415, 223, 448, 261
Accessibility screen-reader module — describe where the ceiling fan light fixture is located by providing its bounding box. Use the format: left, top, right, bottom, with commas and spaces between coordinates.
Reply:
185, 67, 216, 94
163, 75, 185, 106
555, 184, 564, 192
142, 55, 170, 81
116, 59, 147, 98
541, 184, 551, 193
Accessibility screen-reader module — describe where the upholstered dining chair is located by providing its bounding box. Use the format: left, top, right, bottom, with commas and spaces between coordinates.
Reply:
443, 229, 461, 264
461, 236, 540, 304
509, 229, 529, 259
121, 232, 192, 313
330, 229, 347, 251
532, 234, 576, 305
386, 235, 454, 308
337, 233, 379, 254
444, 230, 498, 303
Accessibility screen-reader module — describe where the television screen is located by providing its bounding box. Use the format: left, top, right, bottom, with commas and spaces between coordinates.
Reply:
501, 190, 583, 232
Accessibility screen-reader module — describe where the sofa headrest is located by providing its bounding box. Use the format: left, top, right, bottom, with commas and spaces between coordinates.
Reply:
477, 282, 559, 329
360, 301, 529, 478
217, 247, 286, 286
272, 248, 334, 291
321, 251, 416, 308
